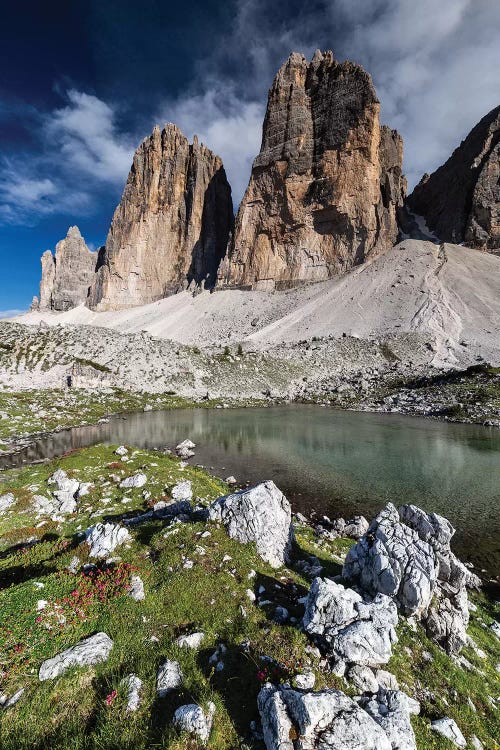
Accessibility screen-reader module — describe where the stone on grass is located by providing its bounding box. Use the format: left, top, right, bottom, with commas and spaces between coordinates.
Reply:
171, 480, 192, 502
85, 522, 131, 558
157, 659, 183, 697
490, 621, 500, 640
128, 575, 145, 601
115, 446, 128, 456
0, 493, 15, 512
293, 671, 316, 690
303, 577, 398, 667
258, 684, 392, 750
175, 632, 205, 649
1, 688, 25, 709
208, 480, 294, 568
120, 673, 142, 713
120, 473, 147, 489
431, 717, 467, 748
39, 632, 113, 681
173, 702, 215, 743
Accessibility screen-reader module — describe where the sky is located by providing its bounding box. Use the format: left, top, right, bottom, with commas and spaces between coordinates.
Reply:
1, 0, 499, 313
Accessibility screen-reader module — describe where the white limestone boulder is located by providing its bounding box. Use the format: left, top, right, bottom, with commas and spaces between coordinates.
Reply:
85, 522, 131, 558
39, 632, 113, 681
173, 702, 215, 742
208, 481, 294, 568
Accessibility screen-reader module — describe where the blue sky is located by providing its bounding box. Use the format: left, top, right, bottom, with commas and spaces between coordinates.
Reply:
1, 0, 499, 314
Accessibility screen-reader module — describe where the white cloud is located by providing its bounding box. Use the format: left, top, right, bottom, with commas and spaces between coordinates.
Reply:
0, 90, 136, 226
46, 90, 135, 185
2, 0, 499, 227
0, 159, 92, 225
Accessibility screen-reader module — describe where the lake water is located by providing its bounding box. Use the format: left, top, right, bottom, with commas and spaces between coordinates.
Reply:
2, 406, 499, 575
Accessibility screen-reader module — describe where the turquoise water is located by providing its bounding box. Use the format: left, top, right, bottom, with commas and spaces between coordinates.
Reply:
3, 405, 499, 574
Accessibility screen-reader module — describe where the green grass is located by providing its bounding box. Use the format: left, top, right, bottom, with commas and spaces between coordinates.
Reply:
0, 444, 499, 749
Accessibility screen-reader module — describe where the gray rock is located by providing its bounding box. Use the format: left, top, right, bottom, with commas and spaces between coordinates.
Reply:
157, 659, 183, 697
347, 665, 379, 694
343, 503, 437, 616
39, 632, 113, 680
38, 226, 97, 311
360, 688, 417, 750
208, 481, 294, 568
128, 575, 145, 601
174, 632, 205, 649
119, 473, 147, 489
490, 621, 500, 640
0, 493, 15, 512
303, 577, 398, 667
344, 516, 369, 539
120, 673, 142, 713
344, 502, 471, 654
1, 688, 25, 709
85, 522, 131, 558
375, 669, 399, 691
173, 702, 215, 742
258, 683, 392, 750
431, 717, 467, 748
293, 671, 316, 690
171, 480, 192, 502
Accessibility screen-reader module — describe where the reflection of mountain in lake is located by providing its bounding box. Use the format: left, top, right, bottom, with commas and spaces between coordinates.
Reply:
3, 406, 499, 573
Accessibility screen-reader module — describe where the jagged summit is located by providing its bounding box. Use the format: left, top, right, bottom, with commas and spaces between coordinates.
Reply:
219, 50, 406, 289
407, 105, 500, 253
87, 123, 233, 310
35, 225, 97, 312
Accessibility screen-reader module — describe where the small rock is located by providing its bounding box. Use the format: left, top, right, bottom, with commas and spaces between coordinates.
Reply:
120, 673, 142, 713
173, 702, 215, 743
120, 473, 147, 489
157, 659, 183, 697
293, 671, 316, 690
85, 522, 131, 558
175, 632, 205, 649
128, 575, 145, 601
431, 717, 467, 748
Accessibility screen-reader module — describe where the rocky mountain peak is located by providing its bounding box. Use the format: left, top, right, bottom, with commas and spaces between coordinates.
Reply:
36, 226, 97, 311
407, 105, 500, 253
219, 50, 405, 289
88, 123, 233, 310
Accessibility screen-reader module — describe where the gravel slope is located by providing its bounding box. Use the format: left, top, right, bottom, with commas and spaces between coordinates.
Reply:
16, 240, 500, 368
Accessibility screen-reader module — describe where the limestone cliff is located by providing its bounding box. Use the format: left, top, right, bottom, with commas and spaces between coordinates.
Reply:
219, 51, 406, 289
88, 124, 233, 310
37, 226, 97, 311
407, 105, 500, 253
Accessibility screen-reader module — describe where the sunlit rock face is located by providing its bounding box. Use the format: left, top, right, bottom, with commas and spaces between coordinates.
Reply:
38, 226, 97, 311
219, 50, 406, 290
88, 123, 233, 310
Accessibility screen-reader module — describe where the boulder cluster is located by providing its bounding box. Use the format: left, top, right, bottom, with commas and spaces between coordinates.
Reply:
24, 470, 482, 749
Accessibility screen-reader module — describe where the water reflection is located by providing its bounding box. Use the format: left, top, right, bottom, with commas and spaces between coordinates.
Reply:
2, 406, 499, 573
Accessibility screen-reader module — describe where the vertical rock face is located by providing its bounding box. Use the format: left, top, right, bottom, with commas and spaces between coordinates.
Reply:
88, 124, 233, 310
219, 51, 405, 290
38, 226, 97, 311
407, 105, 500, 253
